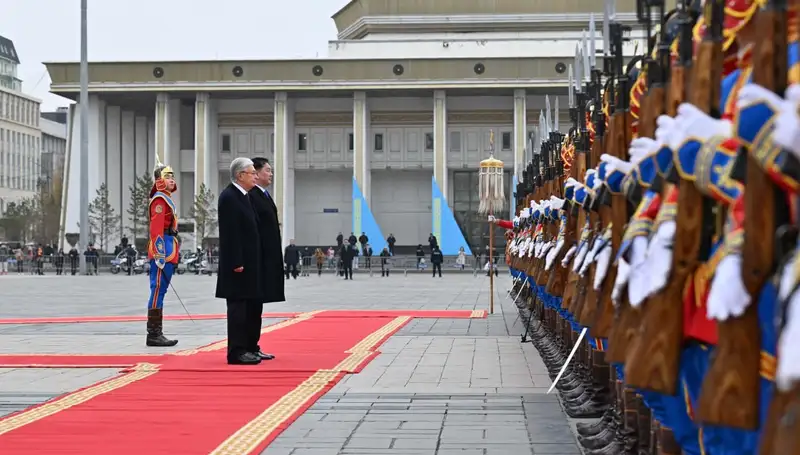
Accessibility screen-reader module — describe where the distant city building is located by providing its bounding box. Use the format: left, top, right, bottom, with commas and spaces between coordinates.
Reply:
0, 35, 21, 91
0, 34, 43, 216
39, 110, 68, 195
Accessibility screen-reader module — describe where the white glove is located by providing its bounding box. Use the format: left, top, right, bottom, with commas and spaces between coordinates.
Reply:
628, 237, 652, 308
706, 253, 751, 321
776, 289, 800, 392
488, 215, 497, 223
613, 258, 631, 304
580, 238, 605, 276
629, 137, 659, 165
774, 84, 800, 157
644, 221, 677, 298
670, 103, 732, 149
545, 239, 565, 271
593, 244, 612, 291
561, 245, 578, 267
539, 241, 554, 259
601, 154, 634, 175
779, 252, 800, 301
572, 242, 590, 273
737, 83, 790, 113
536, 239, 552, 258
549, 196, 565, 211
654, 115, 677, 145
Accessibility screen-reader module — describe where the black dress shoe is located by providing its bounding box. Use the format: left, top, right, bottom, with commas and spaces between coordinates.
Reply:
254, 351, 275, 360
228, 352, 261, 365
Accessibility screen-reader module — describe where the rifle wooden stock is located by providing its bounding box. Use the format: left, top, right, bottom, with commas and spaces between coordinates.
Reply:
594, 112, 628, 338
546, 213, 578, 297
579, 219, 602, 325
632, 39, 716, 394
698, 7, 787, 429
606, 90, 655, 366
760, 388, 793, 455
623, 79, 687, 393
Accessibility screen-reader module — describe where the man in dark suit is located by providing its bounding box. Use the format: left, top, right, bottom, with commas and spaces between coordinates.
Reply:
215, 157, 264, 365
248, 157, 285, 361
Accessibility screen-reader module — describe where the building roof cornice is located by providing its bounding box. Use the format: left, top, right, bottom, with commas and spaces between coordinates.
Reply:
338, 13, 642, 40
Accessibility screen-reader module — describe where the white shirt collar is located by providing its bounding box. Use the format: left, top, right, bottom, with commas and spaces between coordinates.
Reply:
255, 184, 267, 193
232, 182, 248, 195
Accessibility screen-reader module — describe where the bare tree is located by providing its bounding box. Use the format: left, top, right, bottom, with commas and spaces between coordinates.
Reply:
189, 183, 218, 249
88, 183, 119, 251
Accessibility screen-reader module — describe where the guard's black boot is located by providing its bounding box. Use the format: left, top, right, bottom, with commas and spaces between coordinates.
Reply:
563, 399, 608, 419
579, 426, 617, 450
577, 409, 615, 437
146, 309, 178, 347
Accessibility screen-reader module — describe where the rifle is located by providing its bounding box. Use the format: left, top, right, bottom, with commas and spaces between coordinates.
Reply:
578, 52, 608, 326
625, 0, 688, 392
593, 15, 631, 338
698, 0, 790, 431
604, 15, 641, 364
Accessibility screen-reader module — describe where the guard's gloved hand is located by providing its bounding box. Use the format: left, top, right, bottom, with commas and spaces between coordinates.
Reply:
580, 239, 604, 276
593, 244, 612, 291
706, 253, 751, 321
671, 103, 732, 147
777, 286, 800, 392
488, 215, 497, 223
774, 84, 800, 157
628, 137, 659, 163
639, 221, 676, 305
572, 242, 589, 273
613, 258, 630, 304
627, 236, 651, 308
545, 239, 564, 271
561, 245, 577, 268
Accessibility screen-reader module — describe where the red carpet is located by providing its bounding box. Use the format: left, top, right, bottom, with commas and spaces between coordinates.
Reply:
0, 315, 410, 454
0, 309, 484, 325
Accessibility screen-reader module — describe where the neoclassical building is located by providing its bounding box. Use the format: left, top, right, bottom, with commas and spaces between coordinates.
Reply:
48, 0, 642, 253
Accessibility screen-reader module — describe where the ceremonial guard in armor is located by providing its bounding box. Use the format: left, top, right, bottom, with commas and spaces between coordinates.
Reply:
146, 163, 180, 347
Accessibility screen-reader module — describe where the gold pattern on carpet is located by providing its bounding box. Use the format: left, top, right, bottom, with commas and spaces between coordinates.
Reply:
209, 316, 410, 455
0, 363, 160, 435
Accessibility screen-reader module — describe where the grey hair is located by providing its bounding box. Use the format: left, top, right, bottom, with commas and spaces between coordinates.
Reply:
230, 157, 254, 183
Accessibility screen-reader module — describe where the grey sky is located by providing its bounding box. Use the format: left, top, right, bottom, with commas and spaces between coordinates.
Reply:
3, 0, 342, 110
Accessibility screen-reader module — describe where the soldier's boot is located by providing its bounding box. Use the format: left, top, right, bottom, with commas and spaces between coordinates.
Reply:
146, 309, 178, 347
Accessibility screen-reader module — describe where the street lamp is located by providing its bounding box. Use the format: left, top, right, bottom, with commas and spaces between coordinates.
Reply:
78, 0, 89, 275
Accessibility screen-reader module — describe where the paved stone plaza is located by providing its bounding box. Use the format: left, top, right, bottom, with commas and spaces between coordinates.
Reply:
0, 273, 582, 454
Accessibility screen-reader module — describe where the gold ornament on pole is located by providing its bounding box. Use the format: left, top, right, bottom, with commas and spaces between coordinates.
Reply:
478, 130, 505, 314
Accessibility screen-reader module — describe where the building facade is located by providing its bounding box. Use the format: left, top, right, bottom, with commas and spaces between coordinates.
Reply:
48, 0, 643, 253
39, 113, 68, 195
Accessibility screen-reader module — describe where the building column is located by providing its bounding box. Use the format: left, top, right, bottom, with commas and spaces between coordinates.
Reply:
154, 93, 171, 166
513, 89, 527, 179
194, 93, 212, 195
134, 116, 149, 179
120, 109, 135, 243
274, 92, 295, 247
352, 91, 386, 251
432, 90, 448, 247
353, 91, 370, 202
61, 95, 105, 249
193, 93, 212, 248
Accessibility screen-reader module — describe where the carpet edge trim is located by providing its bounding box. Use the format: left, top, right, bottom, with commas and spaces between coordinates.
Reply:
0, 363, 160, 435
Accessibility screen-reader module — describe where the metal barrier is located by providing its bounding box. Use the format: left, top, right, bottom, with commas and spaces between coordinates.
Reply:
0, 253, 507, 276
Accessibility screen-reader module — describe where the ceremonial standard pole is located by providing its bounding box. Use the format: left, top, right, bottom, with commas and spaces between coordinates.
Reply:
78, 0, 89, 275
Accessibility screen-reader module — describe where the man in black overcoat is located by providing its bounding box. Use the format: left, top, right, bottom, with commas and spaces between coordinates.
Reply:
248, 157, 285, 361
215, 157, 264, 365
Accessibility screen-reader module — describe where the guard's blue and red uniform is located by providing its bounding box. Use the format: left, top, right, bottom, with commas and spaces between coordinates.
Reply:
145, 165, 180, 347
